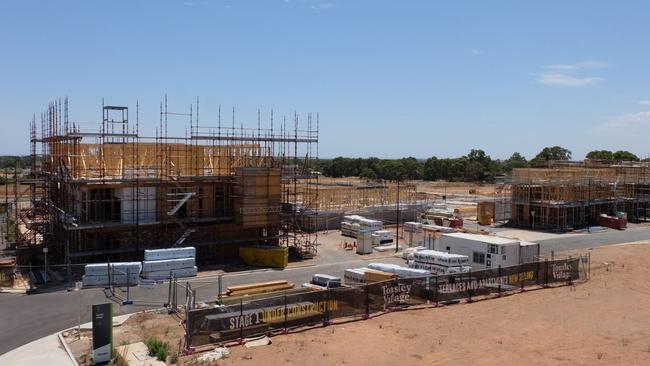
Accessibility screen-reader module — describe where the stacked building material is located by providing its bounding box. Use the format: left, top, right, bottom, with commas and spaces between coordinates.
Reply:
371, 230, 395, 245
408, 250, 471, 274
311, 273, 342, 288
82, 262, 142, 287
404, 222, 423, 233
367, 263, 431, 278
142, 247, 197, 280
345, 267, 397, 285
225, 280, 294, 297
341, 215, 382, 237
364, 268, 396, 283
344, 268, 367, 285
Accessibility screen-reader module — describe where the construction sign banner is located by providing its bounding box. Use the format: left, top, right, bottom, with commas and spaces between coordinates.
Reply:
186, 258, 582, 347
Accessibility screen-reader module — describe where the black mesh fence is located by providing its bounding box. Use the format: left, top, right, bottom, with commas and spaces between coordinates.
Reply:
186, 257, 582, 347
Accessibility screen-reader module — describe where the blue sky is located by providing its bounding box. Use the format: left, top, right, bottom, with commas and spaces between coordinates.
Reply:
1, 0, 649, 159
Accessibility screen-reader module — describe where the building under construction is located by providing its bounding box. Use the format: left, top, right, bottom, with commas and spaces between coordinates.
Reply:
16, 97, 319, 266
510, 160, 650, 231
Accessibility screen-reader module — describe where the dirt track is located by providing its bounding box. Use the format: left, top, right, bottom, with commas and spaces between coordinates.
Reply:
219, 242, 650, 366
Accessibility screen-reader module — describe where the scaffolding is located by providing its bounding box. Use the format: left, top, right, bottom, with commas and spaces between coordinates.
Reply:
17, 97, 319, 265
510, 163, 650, 231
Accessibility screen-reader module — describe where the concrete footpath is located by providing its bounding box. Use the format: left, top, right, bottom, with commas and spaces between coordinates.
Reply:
0, 313, 133, 366
0, 333, 76, 366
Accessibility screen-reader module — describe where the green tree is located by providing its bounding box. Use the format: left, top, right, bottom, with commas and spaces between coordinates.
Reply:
503, 152, 529, 171
359, 167, 378, 180
399, 157, 423, 180
586, 150, 614, 160
612, 150, 640, 161
531, 146, 572, 167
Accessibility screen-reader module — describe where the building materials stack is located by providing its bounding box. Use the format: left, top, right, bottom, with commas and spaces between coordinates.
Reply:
82, 262, 141, 287
341, 215, 382, 238
404, 222, 423, 233
367, 262, 431, 278
142, 247, 197, 280
225, 280, 294, 297
311, 273, 342, 288
344, 267, 396, 285
371, 230, 395, 245
408, 250, 471, 274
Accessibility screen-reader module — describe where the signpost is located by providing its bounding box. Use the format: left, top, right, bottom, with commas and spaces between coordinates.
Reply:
92, 303, 113, 364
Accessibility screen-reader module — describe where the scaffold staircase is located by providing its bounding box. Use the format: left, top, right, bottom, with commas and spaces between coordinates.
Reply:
166, 178, 196, 248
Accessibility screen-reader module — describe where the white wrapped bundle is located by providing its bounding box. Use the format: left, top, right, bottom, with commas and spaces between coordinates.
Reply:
144, 247, 196, 261
142, 266, 198, 280
344, 268, 367, 285
413, 250, 469, 266
367, 263, 431, 278
84, 262, 142, 276
142, 258, 195, 272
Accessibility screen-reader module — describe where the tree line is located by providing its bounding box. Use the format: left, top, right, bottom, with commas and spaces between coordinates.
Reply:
0, 156, 31, 170
315, 147, 646, 182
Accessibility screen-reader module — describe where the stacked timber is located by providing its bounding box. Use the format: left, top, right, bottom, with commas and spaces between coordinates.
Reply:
344, 267, 396, 285
225, 280, 294, 297
82, 262, 142, 287
364, 268, 396, 282
142, 247, 197, 280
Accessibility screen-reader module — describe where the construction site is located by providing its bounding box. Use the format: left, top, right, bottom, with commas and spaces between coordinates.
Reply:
11, 97, 323, 266
510, 160, 650, 231
5, 98, 431, 270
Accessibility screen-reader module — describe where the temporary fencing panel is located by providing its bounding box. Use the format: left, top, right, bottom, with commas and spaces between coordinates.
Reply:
186, 258, 582, 347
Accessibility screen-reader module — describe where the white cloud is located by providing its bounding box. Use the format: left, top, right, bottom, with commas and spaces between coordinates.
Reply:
537, 60, 607, 88
596, 111, 650, 131
545, 61, 608, 70
537, 73, 602, 87
311, 2, 335, 10
639, 100, 650, 105
470, 49, 482, 55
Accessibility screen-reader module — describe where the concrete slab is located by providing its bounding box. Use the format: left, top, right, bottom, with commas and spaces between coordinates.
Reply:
496, 229, 584, 242
0, 333, 76, 366
116, 342, 166, 366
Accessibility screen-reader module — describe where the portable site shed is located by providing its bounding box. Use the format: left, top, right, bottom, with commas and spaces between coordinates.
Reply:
436, 232, 540, 269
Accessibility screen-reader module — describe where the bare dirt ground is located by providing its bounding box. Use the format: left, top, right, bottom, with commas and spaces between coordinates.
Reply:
415, 181, 498, 196
66, 311, 186, 365
214, 242, 650, 366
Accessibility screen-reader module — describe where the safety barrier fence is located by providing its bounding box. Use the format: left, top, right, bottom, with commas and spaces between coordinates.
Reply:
186, 256, 584, 348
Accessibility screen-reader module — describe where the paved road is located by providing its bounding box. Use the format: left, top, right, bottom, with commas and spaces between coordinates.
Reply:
538, 225, 650, 253
0, 253, 405, 356
1, 226, 649, 356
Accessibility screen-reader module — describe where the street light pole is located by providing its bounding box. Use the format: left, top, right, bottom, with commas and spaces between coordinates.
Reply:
395, 179, 400, 253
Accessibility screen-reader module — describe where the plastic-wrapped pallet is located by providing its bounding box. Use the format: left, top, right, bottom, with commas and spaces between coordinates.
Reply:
367, 263, 431, 278
404, 222, 423, 233
311, 273, 342, 288
344, 268, 367, 285
141, 266, 198, 280
142, 258, 195, 273
84, 262, 142, 276
413, 250, 469, 266
143, 247, 196, 261
401, 246, 425, 260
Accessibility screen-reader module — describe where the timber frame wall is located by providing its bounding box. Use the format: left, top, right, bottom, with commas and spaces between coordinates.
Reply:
17, 97, 319, 265
510, 161, 650, 231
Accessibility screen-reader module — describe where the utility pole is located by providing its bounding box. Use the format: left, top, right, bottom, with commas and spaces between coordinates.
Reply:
395, 178, 400, 253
